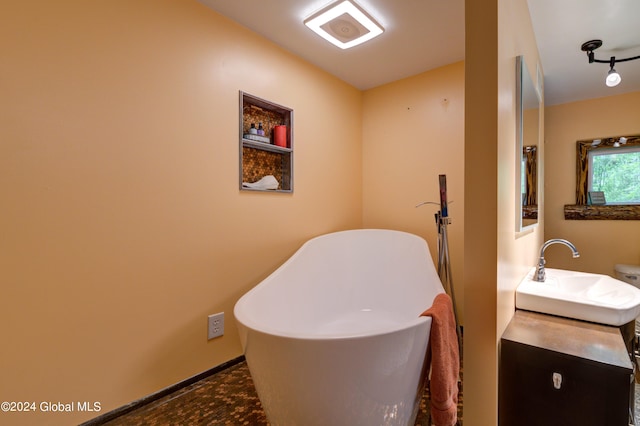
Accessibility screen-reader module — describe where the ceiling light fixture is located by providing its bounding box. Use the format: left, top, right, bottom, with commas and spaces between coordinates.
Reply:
304, 0, 384, 49
581, 39, 640, 88
606, 66, 621, 87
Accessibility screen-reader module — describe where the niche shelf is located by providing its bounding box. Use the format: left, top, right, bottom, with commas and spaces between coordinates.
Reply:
239, 91, 293, 193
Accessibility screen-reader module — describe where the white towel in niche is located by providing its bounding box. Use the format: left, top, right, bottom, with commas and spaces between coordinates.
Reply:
242, 175, 279, 190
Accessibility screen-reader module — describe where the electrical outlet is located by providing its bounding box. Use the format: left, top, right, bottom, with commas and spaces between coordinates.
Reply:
208, 312, 224, 340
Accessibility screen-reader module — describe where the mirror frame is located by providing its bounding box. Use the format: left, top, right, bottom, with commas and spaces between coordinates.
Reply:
516, 55, 542, 232
575, 135, 640, 204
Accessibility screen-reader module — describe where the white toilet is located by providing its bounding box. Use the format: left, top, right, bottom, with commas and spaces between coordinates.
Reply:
615, 264, 640, 287
615, 264, 640, 338
616, 264, 640, 417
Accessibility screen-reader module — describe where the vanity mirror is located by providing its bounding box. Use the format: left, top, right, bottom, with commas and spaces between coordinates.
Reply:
516, 56, 541, 231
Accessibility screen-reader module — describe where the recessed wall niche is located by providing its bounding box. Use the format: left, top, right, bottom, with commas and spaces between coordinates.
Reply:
239, 92, 293, 193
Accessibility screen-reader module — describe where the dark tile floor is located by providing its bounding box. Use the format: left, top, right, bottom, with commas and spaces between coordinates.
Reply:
100, 359, 463, 425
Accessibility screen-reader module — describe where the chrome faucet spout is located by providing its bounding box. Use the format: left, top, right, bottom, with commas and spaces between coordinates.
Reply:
534, 239, 580, 282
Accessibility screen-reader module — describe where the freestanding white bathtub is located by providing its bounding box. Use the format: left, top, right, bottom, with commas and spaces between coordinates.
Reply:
234, 229, 445, 426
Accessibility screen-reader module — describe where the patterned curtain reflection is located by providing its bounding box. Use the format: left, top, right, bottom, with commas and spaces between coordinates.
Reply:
523, 146, 537, 206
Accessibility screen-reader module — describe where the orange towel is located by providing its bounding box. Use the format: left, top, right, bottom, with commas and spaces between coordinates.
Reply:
421, 293, 460, 426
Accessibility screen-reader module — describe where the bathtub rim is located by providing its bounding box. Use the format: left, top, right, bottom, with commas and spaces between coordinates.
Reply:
236, 311, 434, 341
234, 228, 443, 341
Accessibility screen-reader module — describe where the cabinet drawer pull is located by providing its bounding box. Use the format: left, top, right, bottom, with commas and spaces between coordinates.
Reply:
552, 372, 562, 389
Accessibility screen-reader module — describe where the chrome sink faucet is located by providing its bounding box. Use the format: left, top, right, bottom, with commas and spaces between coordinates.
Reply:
534, 239, 580, 282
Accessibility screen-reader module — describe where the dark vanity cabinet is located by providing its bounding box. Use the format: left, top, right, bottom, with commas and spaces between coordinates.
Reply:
499, 310, 634, 426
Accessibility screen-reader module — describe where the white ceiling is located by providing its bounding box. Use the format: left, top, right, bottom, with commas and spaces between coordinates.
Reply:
198, 0, 640, 106
528, 0, 640, 105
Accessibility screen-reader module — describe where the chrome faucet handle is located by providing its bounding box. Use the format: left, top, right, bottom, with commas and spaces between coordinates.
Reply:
533, 239, 580, 283
534, 258, 546, 282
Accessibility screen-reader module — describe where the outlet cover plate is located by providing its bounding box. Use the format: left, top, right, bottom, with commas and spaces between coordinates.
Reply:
208, 312, 224, 340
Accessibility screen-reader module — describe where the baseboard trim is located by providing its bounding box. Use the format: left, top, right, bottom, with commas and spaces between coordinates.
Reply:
80, 355, 246, 425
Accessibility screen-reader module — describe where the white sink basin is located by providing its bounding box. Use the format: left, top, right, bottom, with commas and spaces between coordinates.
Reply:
516, 267, 640, 326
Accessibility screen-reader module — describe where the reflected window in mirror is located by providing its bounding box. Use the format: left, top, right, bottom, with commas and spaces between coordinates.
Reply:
564, 135, 640, 220
576, 135, 640, 205
516, 56, 541, 231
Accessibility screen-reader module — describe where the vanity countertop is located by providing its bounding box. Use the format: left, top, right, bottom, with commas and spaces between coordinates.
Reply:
503, 310, 632, 370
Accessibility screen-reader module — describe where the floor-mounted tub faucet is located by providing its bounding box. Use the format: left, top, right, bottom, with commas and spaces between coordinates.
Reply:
534, 239, 580, 282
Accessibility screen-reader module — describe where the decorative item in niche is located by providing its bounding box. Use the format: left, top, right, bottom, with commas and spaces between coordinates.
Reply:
242, 175, 279, 190
242, 105, 285, 145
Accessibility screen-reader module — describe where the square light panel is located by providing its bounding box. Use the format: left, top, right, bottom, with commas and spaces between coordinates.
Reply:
304, 0, 384, 49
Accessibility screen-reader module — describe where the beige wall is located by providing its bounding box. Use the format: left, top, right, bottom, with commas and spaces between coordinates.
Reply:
545, 92, 640, 273
464, 0, 544, 423
362, 61, 465, 323
0, 1, 362, 424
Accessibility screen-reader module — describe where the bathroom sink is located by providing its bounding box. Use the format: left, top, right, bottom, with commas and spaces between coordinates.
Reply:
516, 268, 640, 326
